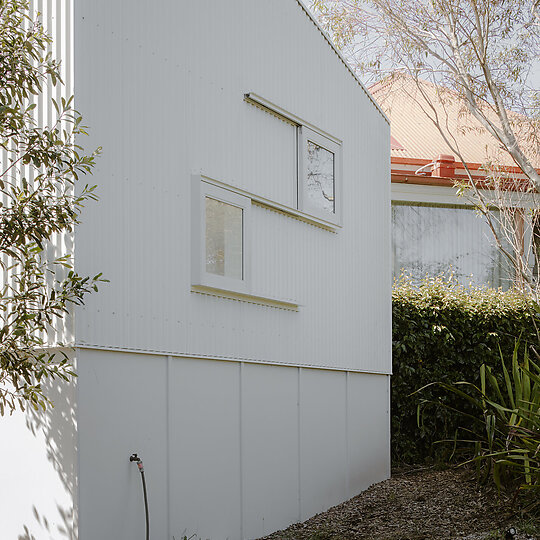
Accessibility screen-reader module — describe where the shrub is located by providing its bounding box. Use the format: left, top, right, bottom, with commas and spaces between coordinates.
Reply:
417, 343, 540, 510
392, 275, 537, 464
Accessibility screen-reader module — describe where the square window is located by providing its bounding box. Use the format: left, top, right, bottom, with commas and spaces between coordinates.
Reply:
298, 126, 342, 224
192, 178, 251, 294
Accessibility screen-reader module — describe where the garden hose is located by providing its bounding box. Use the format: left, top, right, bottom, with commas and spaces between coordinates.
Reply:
130, 453, 149, 540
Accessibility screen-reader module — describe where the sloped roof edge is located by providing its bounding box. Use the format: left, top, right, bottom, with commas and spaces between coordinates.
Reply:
295, 0, 390, 125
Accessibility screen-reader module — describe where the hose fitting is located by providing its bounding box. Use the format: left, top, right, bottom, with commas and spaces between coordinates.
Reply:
130, 453, 144, 472
130, 453, 149, 540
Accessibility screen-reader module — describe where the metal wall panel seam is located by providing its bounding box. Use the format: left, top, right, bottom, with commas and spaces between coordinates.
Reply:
239, 362, 244, 540
75, 344, 393, 376
345, 371, 350, 499
297, 366, 302, 524
167, 355, 172, 540
387, 375, 392, 478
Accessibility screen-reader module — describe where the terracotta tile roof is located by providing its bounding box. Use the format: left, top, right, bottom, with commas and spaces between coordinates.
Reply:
370, 75, 539, 169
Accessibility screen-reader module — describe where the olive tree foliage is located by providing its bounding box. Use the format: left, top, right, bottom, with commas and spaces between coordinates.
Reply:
0, 0, 103, 415
311, 0, 540, 294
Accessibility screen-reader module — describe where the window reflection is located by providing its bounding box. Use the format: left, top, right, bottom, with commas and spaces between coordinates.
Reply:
205, 197, 243, 279
306, 140, 335, 214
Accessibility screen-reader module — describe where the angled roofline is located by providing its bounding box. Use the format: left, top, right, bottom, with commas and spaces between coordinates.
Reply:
295, 0, 390, 125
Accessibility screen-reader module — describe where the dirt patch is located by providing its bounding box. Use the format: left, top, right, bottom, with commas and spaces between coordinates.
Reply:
258, 468, 539, 540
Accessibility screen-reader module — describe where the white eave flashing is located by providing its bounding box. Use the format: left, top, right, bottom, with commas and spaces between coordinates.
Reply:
295, 0, 390, 125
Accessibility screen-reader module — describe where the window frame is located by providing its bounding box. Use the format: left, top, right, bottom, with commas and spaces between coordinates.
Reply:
297, 125, 343, 226
191, 177, 251, 294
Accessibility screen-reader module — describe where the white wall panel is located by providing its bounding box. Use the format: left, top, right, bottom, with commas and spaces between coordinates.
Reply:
77, 350, 168, 540
347, 373, 391, 497
73, 351, 390, 539
73, 0, 391, 375
241, 363, 300, 538
0, 371, 77, 540
168, 357, 242, 540
299, 369, 348, 520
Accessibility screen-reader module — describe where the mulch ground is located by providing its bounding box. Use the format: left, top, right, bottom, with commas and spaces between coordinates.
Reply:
259, 467, 539, 540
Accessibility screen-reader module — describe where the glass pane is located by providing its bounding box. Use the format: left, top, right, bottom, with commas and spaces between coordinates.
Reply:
306, 140, 335, 214
392, 204, 512, 289
205, 197, 243, 280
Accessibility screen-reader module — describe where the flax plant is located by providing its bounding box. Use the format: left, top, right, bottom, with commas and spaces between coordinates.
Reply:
417, 340, 540, 508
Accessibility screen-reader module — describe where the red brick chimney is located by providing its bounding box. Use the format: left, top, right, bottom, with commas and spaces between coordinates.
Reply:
432, 154, 455, 177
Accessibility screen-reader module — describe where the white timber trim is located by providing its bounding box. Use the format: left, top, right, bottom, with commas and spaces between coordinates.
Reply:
191, 285, 300, 311
298, 125, 343, 226
244, 92, 342, 144
192, 174, 302, 308
197, 173, 342, 232
192, 178, 252, 295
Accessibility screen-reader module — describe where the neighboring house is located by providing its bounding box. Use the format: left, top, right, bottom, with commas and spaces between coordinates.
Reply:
371, 76, 539, 289
1, 1, 391, 539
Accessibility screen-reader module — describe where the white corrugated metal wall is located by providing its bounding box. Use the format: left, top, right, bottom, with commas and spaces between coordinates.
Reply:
73, 0, 391, 375
72, 1, 391, 538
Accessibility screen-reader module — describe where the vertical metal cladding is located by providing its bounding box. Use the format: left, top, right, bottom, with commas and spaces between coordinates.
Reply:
73, 0, 391, 374
68, 1, 392, 538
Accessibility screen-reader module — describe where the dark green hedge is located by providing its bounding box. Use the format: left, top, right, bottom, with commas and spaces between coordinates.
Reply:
392, 276, 537, 464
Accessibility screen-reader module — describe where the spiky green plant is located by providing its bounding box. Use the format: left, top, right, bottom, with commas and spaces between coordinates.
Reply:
417, 340, 540, 508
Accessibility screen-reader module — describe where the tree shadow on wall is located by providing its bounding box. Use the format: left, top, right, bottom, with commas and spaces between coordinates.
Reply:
18, 504, 75, 540
18, 359, 78, 540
